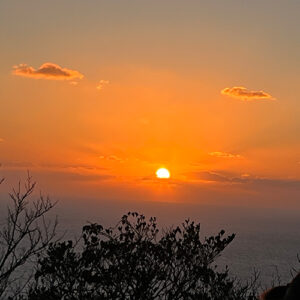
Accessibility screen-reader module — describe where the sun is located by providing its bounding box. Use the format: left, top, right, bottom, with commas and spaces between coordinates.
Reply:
156, 168, 170, 179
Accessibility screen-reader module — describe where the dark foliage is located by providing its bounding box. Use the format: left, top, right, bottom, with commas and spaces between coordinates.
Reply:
26, 212, 258, 300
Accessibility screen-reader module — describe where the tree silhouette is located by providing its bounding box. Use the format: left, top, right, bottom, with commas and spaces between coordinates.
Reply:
27, 212, 258, 300
0, 175, 57, 298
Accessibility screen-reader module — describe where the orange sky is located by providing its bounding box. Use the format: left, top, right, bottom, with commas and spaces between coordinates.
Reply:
1, 1, 300, 210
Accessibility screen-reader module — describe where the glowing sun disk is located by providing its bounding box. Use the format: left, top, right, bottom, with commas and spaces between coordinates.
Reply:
156, 168, 170, 179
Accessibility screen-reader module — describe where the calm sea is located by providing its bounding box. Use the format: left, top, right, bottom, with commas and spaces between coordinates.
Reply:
1, 196, 299, 291
54, 199, 300, 288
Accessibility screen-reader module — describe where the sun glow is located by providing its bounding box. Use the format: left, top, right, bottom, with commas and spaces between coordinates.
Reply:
156, 168, 170, 179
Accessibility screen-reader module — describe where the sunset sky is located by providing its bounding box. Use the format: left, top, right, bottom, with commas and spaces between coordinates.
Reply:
1, 1, 300, 215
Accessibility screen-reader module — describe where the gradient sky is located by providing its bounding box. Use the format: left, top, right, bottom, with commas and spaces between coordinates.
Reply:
1, 0, 300, 212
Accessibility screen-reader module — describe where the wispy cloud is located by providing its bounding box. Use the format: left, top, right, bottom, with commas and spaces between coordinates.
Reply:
99, 155, 125, 162
39, 162, 106, 172
209, 151, 242, 159
190, 171, 233, 183
221, 86, 274, 100
2, 161, 35, 168
188, 170, 300, 189
96, 80, 109, 90
12, 63, 83, 80
1, 161, 106, 172
53, 172, 113, 182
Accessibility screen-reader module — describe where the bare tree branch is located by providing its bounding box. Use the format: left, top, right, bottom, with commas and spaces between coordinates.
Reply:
0, 174, 57, 298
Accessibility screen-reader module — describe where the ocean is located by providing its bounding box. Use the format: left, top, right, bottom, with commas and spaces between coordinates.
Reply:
1, 195, 300, 295
54, 198, 300, 289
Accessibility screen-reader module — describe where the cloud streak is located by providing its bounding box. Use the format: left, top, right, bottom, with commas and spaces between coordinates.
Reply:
190, 171, 233, 183
99, 155, 125, 163
188, 170, 300, 189
221, 86, 274, 100
12, 63, 83, 80
209, 151, 242, 159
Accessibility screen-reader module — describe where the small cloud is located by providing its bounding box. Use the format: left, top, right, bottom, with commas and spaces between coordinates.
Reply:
241, 173, 251, 178
96, 80, 109, 90
209, 151, 242, 159
0, 138, 4, 143
107, 155, 122, 161
12, 62, 83, 80
221, 86, 274, 100
69, 81, 79, 86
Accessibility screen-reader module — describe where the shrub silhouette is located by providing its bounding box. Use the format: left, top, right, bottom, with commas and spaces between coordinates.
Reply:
260, 272, 300, 300
26, 212, 258, 300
